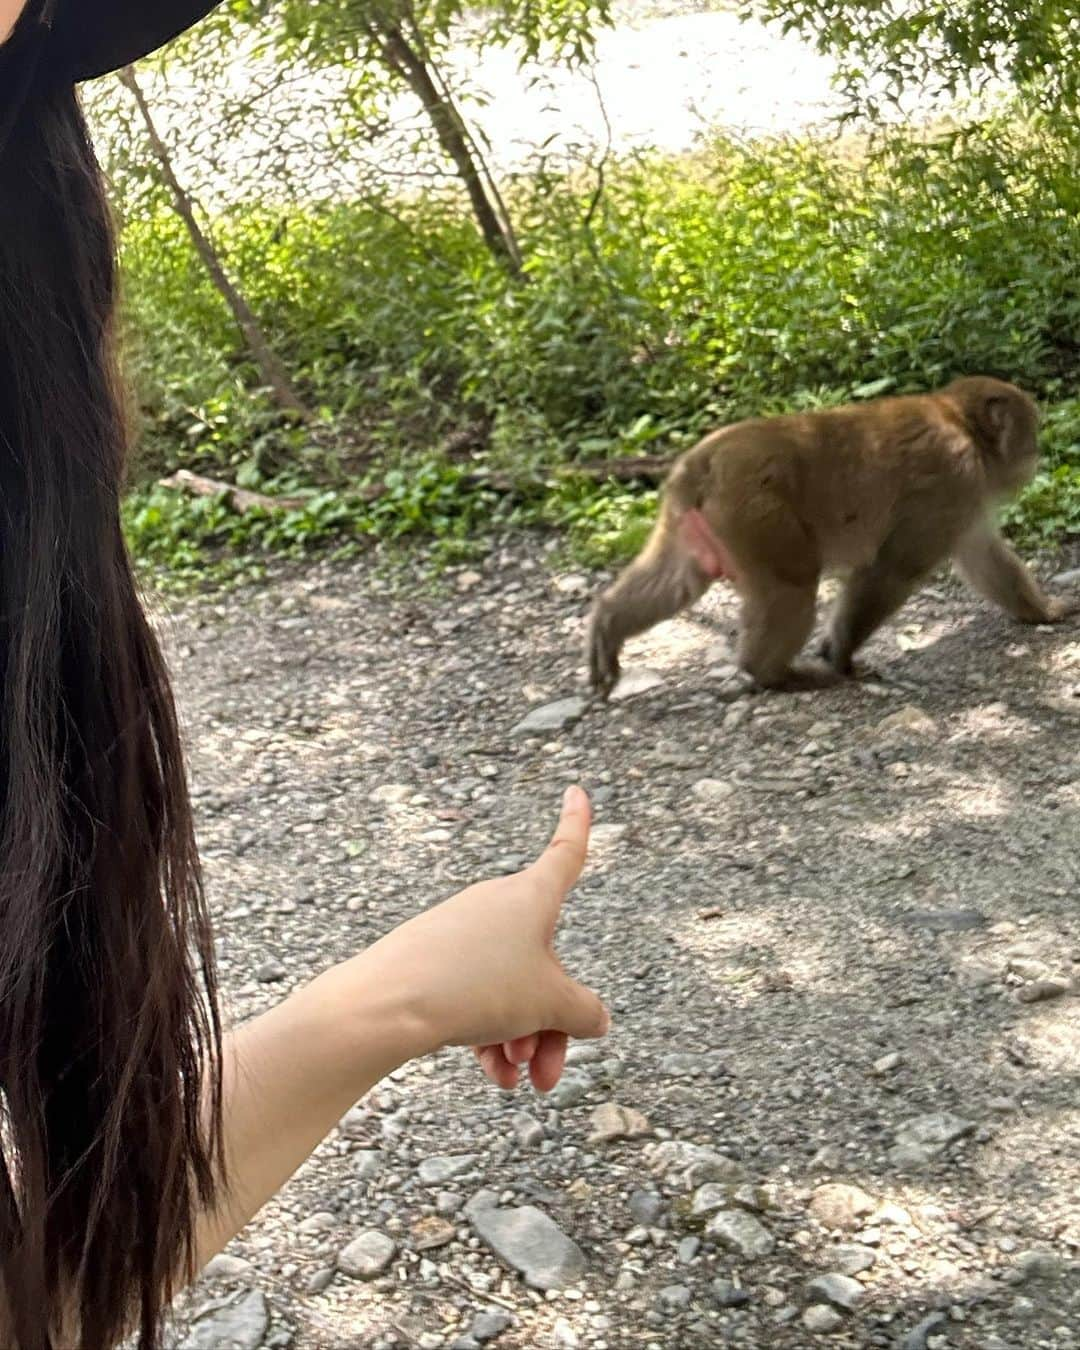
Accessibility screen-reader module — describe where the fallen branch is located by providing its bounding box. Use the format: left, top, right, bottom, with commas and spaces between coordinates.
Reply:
157, 470, 309, 513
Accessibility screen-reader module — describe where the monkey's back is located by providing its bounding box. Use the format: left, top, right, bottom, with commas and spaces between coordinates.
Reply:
672, 392, 987, 574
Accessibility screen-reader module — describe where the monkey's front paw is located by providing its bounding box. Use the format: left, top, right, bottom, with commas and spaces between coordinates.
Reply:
586, 624, 620, 701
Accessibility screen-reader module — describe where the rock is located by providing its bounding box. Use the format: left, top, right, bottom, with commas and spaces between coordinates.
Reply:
808, 1183, 877, 1231
899, 1311, 948, 1349
369, 783, 413, 805
690, 1183, 731, 1217
871, 1051, 903, 1076
254, 960, 287, 983
411, 1216, 457, 1252
824, 1244, 876, 1276
645, 1140, 746, 1189
705, 1209, 775, 1259
610, 668, 666, 701
202, 1253, 255, 1280
305, 1267, 334, 1295
467, 1306, 513, 1339
691, 778, 736, 802
510, 698, 587, 738
678, 1235, 701, 1262
1015, 1249, 1065, 1281
338, 1230, 396, 1280
589, 823, 629, 847
511, 1112, 545, 1149
546, 1070, 591, 1110
456, 569, 483, 591
1016, 978, 1069, 1003
1052, 567, 1080, 587
658, 1284, 692, 1313
469, 1308, 513, 1343
468, 1203, 586, 1291
1008, 956, 1051, 981
354, 1150, 384, 1181
802, 1304, 844, 1333
658, 1052, 728, 1079
418, 1155, 478, 1185
297, 1211, 336, 1236
806, 1273, 864, 1311
904, 908, 987, 933
712, 1278, 751, 1308
587, 1103, 652, 1144
629, 1190, 664, 1225
873, 705, 938, 740
182, 1291, 269, 1350
890, 1112, 974, 1168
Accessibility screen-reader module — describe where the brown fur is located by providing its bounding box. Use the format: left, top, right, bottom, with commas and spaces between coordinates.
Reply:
587, 376, 1072, 697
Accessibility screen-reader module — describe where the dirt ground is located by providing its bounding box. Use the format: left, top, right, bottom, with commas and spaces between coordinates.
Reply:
164, 536, 1080, 1350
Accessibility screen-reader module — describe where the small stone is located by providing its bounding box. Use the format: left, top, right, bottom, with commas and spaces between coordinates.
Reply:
871, 1051, 903, 1076
645, 1140, 746, 1189
546, 1070, 591, 1110
705, 1210, 775, 1259
1008, 956, 1051, 981
202, 1253, 255, 1280
1015, 1249, 1064, 1281
824, 1244, 876, 1276
254, 960, 287, 983
1016, 978, 1069, 1003
691, 778, 736, 802
511, 1112, 545, 1149
418, 1155, 478, 1186
305, 1267, 334, 1295
677, 1236, 701, 1263
904, 909, 986, 933
468, 1203, 586, 1290
873, 705, 938, 740
899, 1311, 948, 1350
587, 1103, 652, 1144
369, 783, 412, 805
182, 1291, 268, 1350
338, 1230, 396, 1280
297, 1211, 336, 1236
610, 668, 665, 701
659, 1284, 692, 1313
802, 1304, 844, 1334
712, 1278, 751, 1308
808, 1184, 876, 1231
411, 1216, 457, 1252
806, 1273, 864, 1311
589, 823, 629, 847
890, 1113, 974, 1169
456, 570, 483, 591
628, 1190, 663, 1224
354, 1150, 383, 1181
690, 1183, 730, 1217
659, 1052, 728, 1079
469, 1307, 513, 1343
511, 698, 587, 738
1052, 567, 1080, 587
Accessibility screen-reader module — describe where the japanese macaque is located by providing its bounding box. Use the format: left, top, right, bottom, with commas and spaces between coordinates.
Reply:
587, 377, 1073, 698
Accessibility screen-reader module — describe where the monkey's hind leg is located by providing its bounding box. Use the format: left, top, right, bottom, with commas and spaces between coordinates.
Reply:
586, 541, 713, 699
822, 555, 928, 674
736, 578, 827, 689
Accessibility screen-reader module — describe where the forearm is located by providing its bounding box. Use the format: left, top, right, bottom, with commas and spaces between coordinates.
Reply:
193, 947, 433, 1269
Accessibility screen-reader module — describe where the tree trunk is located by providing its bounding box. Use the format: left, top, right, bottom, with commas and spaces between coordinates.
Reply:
374, 24, 523, 275
118, 66, 311, 419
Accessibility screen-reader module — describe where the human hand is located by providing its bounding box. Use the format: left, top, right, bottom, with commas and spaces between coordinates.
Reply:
361, 785, 609, 1093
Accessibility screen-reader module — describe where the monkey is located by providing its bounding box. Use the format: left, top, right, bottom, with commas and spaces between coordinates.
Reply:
586, 376, 1073, 699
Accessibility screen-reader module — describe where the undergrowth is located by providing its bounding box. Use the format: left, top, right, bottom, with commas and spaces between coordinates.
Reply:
118, 116, 1080, 582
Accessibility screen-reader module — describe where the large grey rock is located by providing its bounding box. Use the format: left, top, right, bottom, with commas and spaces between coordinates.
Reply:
418, 1154, 478, 1185
806, 1273, 865, 1311
468, 1202, 586, 1290
510, 698, 587, 738
705, 1209, 775, 1260
182, 1291, 269, 1350
890, 1112, 974, 1168
338, 1229, 396, 1280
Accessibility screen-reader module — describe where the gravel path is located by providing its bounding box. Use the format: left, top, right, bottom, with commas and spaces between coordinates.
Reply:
162, 538, 1080, 1350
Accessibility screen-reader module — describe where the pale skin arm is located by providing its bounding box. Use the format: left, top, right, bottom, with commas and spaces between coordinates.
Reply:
194, 785, 609, 1267
1, 0, 27, 44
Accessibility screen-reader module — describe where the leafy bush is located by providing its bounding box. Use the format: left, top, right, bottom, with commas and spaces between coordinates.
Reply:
118, 113, 1080, 576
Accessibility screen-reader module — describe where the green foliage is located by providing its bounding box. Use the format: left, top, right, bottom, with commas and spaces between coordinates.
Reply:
120, 115, 1080, 579
749, 1, 1080, 116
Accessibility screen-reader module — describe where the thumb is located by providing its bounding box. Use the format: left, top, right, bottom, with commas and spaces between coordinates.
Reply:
553, 970, 611, 1041
529, 785, 591, 897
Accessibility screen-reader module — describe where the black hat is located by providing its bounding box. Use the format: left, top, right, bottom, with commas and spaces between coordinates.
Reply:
1, 0, 225, 155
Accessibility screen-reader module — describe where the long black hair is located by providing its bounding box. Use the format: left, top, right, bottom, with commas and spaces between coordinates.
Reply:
0, 16, 224, 1349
